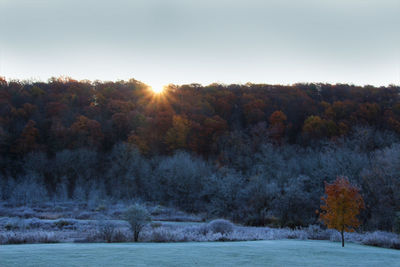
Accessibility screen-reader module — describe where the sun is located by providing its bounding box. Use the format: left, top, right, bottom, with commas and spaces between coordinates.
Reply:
150, 85, 165, 94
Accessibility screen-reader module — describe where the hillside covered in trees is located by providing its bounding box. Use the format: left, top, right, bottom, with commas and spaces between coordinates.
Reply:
1, 77, 400, 231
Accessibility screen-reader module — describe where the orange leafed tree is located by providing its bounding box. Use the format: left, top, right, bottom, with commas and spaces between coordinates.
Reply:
69, 115, 104, 148
320, 176, 365, 247
268, 110, 287, 143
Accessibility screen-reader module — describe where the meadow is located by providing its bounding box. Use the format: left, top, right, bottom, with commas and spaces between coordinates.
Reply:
1, 240, 400, 267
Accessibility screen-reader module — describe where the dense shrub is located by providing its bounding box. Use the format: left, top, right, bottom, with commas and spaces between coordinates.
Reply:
147, 228, 186, 242
305, 225, 331, 240
208, 219, 234, 234
0, 231, 60, 245
112, 230, 131, 243
362, 231, 400, 249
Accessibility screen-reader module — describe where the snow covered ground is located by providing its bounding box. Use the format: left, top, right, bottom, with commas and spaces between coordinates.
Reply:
1, 240, 400, 266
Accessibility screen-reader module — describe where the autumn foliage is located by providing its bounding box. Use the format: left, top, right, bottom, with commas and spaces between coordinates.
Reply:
320, 176, 365, 247
268, 110, 287, 143
0, 78, 399, 158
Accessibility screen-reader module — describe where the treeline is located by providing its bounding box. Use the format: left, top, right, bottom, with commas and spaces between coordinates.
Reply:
1, 77, 400, 231
1, 77, 400, 158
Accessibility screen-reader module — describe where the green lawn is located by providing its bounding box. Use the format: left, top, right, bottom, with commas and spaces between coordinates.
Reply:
1, 240, 399, 267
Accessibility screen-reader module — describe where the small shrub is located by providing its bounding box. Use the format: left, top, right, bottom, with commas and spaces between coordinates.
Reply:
123, 204, 151, 242
112, 230, 130, 243
208, 219, 234, 234
98, 220, 115, 243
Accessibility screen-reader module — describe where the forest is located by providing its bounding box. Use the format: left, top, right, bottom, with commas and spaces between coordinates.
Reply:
1, 77, 400, 232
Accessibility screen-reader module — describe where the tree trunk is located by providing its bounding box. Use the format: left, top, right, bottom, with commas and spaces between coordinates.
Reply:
341, 229, 344, 247
134, 231, 139, 242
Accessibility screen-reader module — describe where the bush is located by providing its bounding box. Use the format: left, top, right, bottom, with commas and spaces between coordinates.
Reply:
0, 231, 60, 244
208, 219, 234, 234
112, 230, 130, 243
123, 204, 151, 242
305, 225, 331, 240
4, 218, 28, 231
149, 228, 182, 242
97, 220, 115, 243
362, 231, 400, 249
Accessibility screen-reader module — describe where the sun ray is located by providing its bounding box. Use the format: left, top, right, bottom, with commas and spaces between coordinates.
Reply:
139, 83, 178, 114
150, 85, 165, 94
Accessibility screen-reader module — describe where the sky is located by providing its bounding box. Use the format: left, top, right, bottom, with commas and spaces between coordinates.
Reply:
1, 0, 399, 87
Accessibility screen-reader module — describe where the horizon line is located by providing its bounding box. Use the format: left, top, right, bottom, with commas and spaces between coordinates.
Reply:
1, 75, 399, 88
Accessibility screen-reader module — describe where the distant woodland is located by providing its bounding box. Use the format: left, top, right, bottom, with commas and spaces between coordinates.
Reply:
1, 77, 400, 231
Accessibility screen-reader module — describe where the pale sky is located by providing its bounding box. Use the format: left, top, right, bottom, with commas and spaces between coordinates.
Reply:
1, 0, 399, 87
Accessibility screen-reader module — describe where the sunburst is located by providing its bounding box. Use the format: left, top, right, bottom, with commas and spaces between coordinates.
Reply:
150, 85, 165, 94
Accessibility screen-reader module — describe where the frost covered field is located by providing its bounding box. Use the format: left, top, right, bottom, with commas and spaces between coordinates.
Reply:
1, 240, 400, 267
